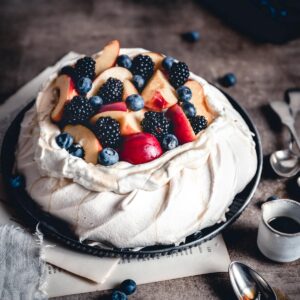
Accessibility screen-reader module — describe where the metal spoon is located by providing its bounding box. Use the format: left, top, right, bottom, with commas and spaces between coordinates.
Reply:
229, 261, 277, 300
270, 142, 300, 178
270, 101, 300, 152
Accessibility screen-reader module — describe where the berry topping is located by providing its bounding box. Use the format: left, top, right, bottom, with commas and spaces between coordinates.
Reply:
177, 85, 192, 102
141, 111, 172, 141
162, 134, 179, 151
76, 77, 92, 95
74, 56, 96, 81
131, 54, 154, 80
182, 31, 200, 43
132, 74, 145, 91
125, 94, 144, 111
98, 148, 119, 166
119, 133, 163, 165
89, 95, 103, 109
59, 66, 77, 81
55, 132, 74, 149
169, 61, 189, 88
97, 77, 123, 104
218, 73, 237, 87
189, 115, 208, 134
117, 54, 132, 70
63, 96, 95, 124
162, 56, 175, 72
68, 144, 85, 158
94, 116, 121, 148
121, 279, 137, 296
181, 102, 196, 118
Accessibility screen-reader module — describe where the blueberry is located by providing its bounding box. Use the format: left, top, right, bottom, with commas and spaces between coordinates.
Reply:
10, 175, 24, 188
98, 148, 119, 166
219, 73, 237, 88
56, 133, 74, 149
68, 144, 84, 158
117, 55, 132, 70
125, 94, 144, 111
176, 86, 192, 102
162, 56, 175, 72
76, 77, 92, 94
266, 195, 279, 202
121, 279, 137, 295
182, 31, 200, 43
162, 134, 179, 151
132, 75, 145, 91
89, 95, 103, 109
181, 102, 196, 118
111, 290, 127, 300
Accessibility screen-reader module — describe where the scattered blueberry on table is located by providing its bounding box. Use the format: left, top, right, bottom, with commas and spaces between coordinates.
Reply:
218, 73, 237, 88
266, 195, 279, 201
121, 279, 137, 295
111, 290, 127, 300
9, 175, 24, 188
177, 86, 192, 102
55, 132, 74, 149
181, 31, 200, 43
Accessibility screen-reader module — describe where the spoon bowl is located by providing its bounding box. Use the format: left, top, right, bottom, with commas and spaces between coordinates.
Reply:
229, 261, 277, 300
270, 148, 299, 178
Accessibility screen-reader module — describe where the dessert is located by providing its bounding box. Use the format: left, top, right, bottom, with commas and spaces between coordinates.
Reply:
15, 40, 257, 248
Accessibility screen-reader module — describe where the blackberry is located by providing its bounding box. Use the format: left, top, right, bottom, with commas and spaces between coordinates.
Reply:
63, 95, 95, 124
75, 56, 96, 80
189, 115, 208, 134
97, 77, 123, 104
131, 54, 154, 80
59, 65, 77, 81
169, 61, 189, 88
94, 117, 121, 148
141, 111, 171, 141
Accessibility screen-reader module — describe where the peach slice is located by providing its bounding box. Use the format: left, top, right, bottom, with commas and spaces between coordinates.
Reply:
142, 52, 164, 71
98, 102, 127, 113
63, 124, 102, 164
142, 70, 178, 111
166, 104, 196, 144
91, 109, 145, 136
122, 79, 138, 101
87, 67, 132, 97
51, 75, 77, 122
184, 80, 215, 124
94, 40, 120, 76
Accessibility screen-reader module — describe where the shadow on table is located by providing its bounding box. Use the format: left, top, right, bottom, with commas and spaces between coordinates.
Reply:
223, 222, 269, 264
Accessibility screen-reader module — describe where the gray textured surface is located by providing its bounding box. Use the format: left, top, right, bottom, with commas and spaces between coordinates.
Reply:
0, 225, 46, 300
0, 0, 299, 299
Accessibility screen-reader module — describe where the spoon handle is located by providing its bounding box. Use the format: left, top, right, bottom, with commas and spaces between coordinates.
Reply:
287, 124, 300, 152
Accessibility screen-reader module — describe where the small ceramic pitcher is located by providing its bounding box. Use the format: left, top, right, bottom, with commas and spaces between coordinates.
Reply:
257, 199, 300, 262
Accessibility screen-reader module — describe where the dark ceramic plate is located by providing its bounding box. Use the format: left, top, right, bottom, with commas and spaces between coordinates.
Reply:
1, 90, 262, 258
